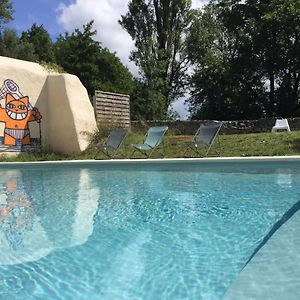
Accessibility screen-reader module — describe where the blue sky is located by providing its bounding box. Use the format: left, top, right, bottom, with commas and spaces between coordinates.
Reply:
9, 0, 71, 39
7, 0, 206, 119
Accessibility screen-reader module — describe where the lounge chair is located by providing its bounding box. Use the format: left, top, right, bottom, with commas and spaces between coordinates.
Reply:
183, 121, 223, 157
95, 128, 128, 159
131, 126, 168, 158
271, 118, 291, 132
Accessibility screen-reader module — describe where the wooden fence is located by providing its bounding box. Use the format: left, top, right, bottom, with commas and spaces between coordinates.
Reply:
93, 91, 130, 128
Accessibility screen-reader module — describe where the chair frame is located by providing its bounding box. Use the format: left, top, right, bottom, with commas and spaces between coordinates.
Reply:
130, 126, 168, 158
183, 121, 223, 157
95, 128, 128, 159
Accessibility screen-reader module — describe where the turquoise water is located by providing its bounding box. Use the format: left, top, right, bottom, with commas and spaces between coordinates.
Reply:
0, 162, 300, 300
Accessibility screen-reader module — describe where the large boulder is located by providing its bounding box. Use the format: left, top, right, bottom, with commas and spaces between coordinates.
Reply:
0, 56, 97, 154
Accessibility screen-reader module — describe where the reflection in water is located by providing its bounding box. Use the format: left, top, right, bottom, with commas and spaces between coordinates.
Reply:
276, 169, 292, 187
72, 169, 100, 245
0, 171, 34, 251
0, 169, 100, 265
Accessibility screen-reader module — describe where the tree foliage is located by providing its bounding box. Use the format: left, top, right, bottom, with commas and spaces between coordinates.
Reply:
186, 0, 300, 120
21, 24, 54, 62
55, 21, 134, 97
55, 21, 101, 96
120, 0, 193, 119
0, 0, 13, 28
255, 0, 300, 116
3, 0, 299, 121
0, 28, 36, 61
186, 2, 265, 120
129, 79, 167, 120
0, 20, 134, 100
95, 48, 134, 95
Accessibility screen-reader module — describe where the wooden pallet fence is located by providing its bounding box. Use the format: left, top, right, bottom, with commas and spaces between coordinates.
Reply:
93, 91, 130, 128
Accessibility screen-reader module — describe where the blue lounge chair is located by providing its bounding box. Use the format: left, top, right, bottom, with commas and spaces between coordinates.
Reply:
131, 126, 168, 158
95, 128, 128, 159
183, 121, 223, 157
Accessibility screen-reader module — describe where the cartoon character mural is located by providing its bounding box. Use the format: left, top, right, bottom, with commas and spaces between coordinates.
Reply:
0, 79, 42, 147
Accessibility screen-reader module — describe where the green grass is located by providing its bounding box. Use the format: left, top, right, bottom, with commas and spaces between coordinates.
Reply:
0, 151, 72, 162
74, 130, 300, 159
217, 131, 300, 157
1, 131, 300, 162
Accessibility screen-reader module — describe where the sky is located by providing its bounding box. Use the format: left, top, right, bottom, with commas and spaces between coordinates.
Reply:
8, 0, 207, 119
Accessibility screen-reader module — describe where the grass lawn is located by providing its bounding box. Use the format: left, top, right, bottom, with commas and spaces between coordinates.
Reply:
1, 130, 299, 162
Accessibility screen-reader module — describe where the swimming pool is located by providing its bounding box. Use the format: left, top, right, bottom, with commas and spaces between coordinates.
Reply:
0, 159, 299, 299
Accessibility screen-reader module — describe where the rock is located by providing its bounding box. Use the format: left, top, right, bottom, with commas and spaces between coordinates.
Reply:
0, 56, 97, 154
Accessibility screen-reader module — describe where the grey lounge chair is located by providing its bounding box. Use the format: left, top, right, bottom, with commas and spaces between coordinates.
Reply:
183, 121, 223, 157
131, 126, 168, 158
95, 128, 128, 159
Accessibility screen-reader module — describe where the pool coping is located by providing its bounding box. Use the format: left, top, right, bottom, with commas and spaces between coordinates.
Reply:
0, 155, 300, 165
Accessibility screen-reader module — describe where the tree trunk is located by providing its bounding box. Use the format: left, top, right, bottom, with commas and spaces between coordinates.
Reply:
269, 71, 275, 115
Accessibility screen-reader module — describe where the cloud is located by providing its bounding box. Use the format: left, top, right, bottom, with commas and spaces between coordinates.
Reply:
57, 0, 138, 74
192, 0, 207, 9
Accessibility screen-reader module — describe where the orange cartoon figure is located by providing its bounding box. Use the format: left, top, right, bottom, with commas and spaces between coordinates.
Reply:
0, 83, 42, 146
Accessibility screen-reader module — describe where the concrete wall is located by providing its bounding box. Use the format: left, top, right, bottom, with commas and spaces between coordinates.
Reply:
0, 56, 97, 154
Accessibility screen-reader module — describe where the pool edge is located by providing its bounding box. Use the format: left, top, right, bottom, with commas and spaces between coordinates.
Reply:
222, 209, 300, 300
0, 155, 300, 166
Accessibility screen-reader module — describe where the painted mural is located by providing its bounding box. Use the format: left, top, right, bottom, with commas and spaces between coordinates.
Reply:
0, 79, 42, 151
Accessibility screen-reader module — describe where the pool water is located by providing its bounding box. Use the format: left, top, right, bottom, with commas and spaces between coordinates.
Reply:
0, 162, 299, 300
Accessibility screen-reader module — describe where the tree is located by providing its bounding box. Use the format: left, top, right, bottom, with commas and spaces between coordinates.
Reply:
273, 0, 300, 116
21, 23, 54, 62
0, 28, 36, 61
186, 0, 300, 120
96, 48, 134, 95
247, 0, 300, 116
0, 0, 13, 28
186, 2, 265, 120
55, 21, 134, 97
0, 28, 19, 57
129, 79, 165, 120
220, 0, 300, 117
55, 21, 103, 96
120, 0, 193, 119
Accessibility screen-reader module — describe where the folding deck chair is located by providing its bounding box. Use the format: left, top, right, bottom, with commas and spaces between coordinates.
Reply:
183, 121, 223, 157
131, 126, 168, 158
95, 128, 128, 159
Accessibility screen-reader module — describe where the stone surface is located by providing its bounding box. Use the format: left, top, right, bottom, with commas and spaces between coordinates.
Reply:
0, 56, 97, 154
223, 209, 300, 300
